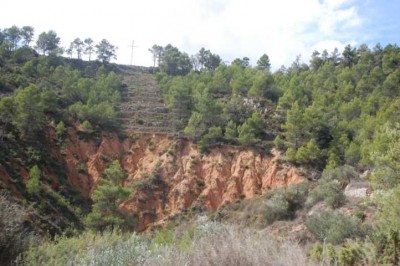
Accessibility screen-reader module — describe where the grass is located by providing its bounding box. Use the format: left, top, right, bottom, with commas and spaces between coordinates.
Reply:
21, 217, 314, 266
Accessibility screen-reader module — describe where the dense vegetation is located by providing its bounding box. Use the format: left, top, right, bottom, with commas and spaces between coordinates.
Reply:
0, 25, 123, 264
151, 42, 400, 264
2, 24, 400, 265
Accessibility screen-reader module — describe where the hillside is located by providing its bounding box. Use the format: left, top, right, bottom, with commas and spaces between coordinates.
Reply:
115, 66, 175, 134
1, 36, 400, 265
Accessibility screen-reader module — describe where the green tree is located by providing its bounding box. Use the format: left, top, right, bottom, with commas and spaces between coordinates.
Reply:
342, 44, 357, 67
85, 161, 130, 231
20, 26, 34, 46
35, 30, 61, 55
13, 85, 45, 140
103, 160, 127, 186
237, 112, 264, 145
232, 57, 250, 68
369, 123, 400, 189
283, 102, 304, 149
95, 39, 117, 63
5, 25, 21, 50
0, 97, 14, 138
71, 38, 84, 59
198, 126, 223, 149
295, 139, 322, 164
184, 112, 206, 140
160, 44, 192, 75
256, 54, 271, 71
248, 71, 279, 101
84, 38, 94, 61
148, 44, 164, 67
196, 48, 221, 72
224, 120, 238, 142
26, 165, 41, 195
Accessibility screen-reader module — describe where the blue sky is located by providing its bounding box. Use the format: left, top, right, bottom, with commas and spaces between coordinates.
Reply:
1, 0, 400, 69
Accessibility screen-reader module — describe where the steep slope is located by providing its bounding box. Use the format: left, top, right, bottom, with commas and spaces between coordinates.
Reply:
64, 130, 306, 231
0, 67, 307, 232
116, 67, 175, 135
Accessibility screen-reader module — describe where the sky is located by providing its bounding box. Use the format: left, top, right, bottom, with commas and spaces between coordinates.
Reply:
1, 0, 400, 70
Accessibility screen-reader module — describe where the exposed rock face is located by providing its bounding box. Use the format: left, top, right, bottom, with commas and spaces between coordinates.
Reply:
63, 130, 306, 231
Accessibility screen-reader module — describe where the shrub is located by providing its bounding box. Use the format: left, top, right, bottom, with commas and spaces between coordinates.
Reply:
264, 183, 309, 224
81, 120, 93, 132
285, 147, 297, 162
0, 194, 39, 265
264, 189, 290, 224
337, 241, 364, 266
55, 121, 66, 140
22, 230, 148, 266
151, 228, 175, 249
273, 135, 285, 150
26, 165, 41, 195
306, 210, 361, 244
306, 165, 357, 208
22, 220, 314, 266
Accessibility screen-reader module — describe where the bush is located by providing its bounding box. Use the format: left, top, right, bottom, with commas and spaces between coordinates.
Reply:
264, 189, 290, 224
0, 194, 39, 265
22, 219, 314, 266
26, 165, 41, 195
264, 183, 309, 224
306, 210, 362, 244
306, 165, 357, 208
22, 230, 148, 266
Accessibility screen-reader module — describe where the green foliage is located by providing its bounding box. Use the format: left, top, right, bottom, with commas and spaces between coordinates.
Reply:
306, 210, 361, 244
237, 112, 264, 145
55, 121, 66, 140
81, 120, 93, 132
0, 194, 38, 265
68, 71, 121, 129
159, 44, 192, 76
373, 186, 400, 238
224, 120, 238, 142
184, 112, 206, 139
198, 126, 223, 150
306, 166, 357, 208
95, 39, 117, 63
256, 54, 271, 72
151, 228, 175, 249
22, 230, 147, 266
23, 220, 313, 266
35, 30, 60, 55
308, 243, 323, 262
26, 165, 41, 195
103, 160, 127, 186
264, 183, 309, 224
13, 85, 45, 140
273, 135, 285, 150
85, 161, 131, 231
337, 241, 364, 266
285, 147, 297, 162
369, 123, 400, 189
295, 139, 322, 164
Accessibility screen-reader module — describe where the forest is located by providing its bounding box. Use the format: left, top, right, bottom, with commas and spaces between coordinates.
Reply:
1, 25, 400, 265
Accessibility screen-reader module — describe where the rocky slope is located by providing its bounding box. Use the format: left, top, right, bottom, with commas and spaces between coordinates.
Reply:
63, 129, 306, 231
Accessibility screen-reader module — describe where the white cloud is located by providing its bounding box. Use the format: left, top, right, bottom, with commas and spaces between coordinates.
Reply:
0, 0, 363, 69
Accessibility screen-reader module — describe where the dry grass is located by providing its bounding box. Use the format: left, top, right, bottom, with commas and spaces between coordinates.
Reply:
22, 217, 314, 266
145, 220, 314, 266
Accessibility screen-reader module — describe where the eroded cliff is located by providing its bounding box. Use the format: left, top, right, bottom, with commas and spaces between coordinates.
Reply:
63, 129, 306, 231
